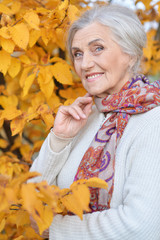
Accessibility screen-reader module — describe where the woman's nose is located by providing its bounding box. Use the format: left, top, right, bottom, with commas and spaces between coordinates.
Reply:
81, 52, 94, 70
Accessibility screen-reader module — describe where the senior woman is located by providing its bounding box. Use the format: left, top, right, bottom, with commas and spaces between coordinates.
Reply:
30, 4, 160, 240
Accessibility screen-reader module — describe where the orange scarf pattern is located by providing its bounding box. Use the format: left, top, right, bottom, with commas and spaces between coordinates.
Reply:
74, 75, 160, 212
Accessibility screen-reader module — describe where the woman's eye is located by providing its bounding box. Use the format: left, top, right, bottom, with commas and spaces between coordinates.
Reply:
95, 46, 104, 52
73, 52, 83, 58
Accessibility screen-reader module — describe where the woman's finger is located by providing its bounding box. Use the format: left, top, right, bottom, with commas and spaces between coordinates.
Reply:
71, 105, 87, 119
74, 96, 93, 107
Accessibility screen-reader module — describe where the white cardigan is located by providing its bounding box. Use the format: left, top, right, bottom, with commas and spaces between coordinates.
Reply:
30, 105, 160, 240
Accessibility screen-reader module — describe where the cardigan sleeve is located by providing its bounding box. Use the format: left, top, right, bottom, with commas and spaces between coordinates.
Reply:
49, 119, 160, 239
29, 132, 73, 185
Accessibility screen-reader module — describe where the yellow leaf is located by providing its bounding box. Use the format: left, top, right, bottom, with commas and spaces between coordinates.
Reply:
143, 30, 156, 60
51, 62, 73, 85
0, 118, 4, 128
16, 210, 30, 228
47, 92, 60, 109
25, 48, 39, 63
41, 110, 54, 131
20, 144, 32, 162
72, 184, 90, 212
0, 218, 5, 232
23, 10, 40, 30
0, 49, 11, 75
4, 187, 17, 203
9, 23, 29, 49
31, 91, 45, 107
61, 192, 83, 219
67, 5, 79, 24
19, 66, 33, 88
29, 29, 41, 48
0, 3, 12, 15
33, 140, 43, 153
0, 27, 11, 39
37, 104, 54, 130
60, 87, 86, 99
8, 57, 21, 78
11, 114, 26, 136
42, 205, 54, 229
0, 107, 22, 120
64, 98, 75, 106
39, 66, 53, 84
27, 107, 39, 122
0, 95, 18, 108
41, 28, 53, 46
0, 37, 15, 53
55, 9, 66, 21
13, 236, 24, 240
23, 226, 42, 239
22, 72, 36, 97
59, 0, 68, 10
19, 54, 31, 65
86, 177, 108, 190
9, 172, 41, 188
21, 183, 44, 229
38, 74, 54, 99
55, 28, 66, 50
10, 1, 21, 15
0, 139, 8, 148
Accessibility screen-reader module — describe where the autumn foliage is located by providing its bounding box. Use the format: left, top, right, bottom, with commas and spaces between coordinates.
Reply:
0, 0, 160, 239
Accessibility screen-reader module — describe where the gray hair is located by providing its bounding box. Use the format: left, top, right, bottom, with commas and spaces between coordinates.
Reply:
67, 4, 147, 73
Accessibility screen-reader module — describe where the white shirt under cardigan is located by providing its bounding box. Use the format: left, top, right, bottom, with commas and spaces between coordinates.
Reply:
30, 105, 160, 240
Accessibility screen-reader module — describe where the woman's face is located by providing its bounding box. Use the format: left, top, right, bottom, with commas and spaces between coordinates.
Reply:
71, 22, 133, 97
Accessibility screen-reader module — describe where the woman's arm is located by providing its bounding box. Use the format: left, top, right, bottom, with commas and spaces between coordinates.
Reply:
29, 94, 93, 185
49, 118, 160, 240
29, 133, 73, 185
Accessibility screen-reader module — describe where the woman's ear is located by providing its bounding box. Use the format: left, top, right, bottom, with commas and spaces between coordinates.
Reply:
129, 56, 137, 71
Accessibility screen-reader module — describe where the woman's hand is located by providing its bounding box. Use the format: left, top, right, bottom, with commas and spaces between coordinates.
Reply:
53, 93, 93, 138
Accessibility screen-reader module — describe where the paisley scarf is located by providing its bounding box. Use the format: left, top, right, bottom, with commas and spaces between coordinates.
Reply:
74, 75, 160, 212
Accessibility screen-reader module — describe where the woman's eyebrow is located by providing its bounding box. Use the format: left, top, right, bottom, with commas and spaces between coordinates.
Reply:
88, 38, 104, 45
71, 38, 104, 51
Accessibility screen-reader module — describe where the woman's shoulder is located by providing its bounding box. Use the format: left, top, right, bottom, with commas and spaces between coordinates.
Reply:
122, 106, 160, 143
131, 105, 160, 125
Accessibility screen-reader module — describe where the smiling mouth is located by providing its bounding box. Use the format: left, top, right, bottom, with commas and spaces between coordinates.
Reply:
86, 73, 104, 81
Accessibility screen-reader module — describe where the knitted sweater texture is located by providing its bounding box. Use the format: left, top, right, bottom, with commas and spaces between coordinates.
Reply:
30, 105, 160, 240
